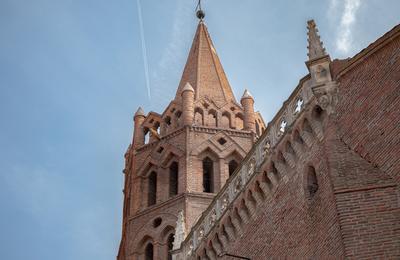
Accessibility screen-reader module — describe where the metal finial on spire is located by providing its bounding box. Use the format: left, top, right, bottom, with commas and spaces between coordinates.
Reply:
196, 0, 205, 20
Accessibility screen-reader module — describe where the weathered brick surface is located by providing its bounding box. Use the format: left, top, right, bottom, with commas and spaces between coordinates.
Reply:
206, 25, 400, 260
334, 29, 400, 185
223, 127, 345, 259
119, 20, 400, 260
331, 24, 400, 259
336, 187, 399, 259
117, 21, 264, 260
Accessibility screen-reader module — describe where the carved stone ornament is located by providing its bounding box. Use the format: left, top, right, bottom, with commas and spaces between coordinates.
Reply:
263, 140, 271, 156
248, 158, 256, 178
318, 94, 331, 110
220, 194, 229, 212
173, 210, 186, 250
234, 177, 242, 193
187, 240, 194, 256
209, 209, 217, 226
198, 226, 205, 241
312, 81, 339, 115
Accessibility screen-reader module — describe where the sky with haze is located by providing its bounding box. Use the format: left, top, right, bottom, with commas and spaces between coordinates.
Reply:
0, 0, 399, 259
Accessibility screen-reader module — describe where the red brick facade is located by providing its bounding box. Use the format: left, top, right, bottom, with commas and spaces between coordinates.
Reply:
117, 21, 265, 260
118, 19, 400, 260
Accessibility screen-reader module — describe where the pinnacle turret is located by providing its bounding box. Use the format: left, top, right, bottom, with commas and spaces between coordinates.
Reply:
182, 82, 195, 93
241, 89, 253, 100
134, 106, 145, 118
307, 20, 327, 60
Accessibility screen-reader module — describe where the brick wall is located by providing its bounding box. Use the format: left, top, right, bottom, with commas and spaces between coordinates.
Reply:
331, 28, 400, 259
208, 27, 400, 260
223, 125, 345, 259
334, 32, 400, 184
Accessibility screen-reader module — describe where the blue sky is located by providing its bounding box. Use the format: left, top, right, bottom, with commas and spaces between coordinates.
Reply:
0, 0, 398, 259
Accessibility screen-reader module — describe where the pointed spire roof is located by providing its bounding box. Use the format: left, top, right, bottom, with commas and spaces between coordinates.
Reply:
307, 20, 327, 60
182, 82, 194, 93
174, 21, 236, 106
241, 89, 253, 100
134, 106, 145, 117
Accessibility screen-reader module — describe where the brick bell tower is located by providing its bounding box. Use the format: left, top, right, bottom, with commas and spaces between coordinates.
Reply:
117, 8, 265, 260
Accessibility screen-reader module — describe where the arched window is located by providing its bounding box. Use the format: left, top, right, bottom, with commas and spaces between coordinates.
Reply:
202, 157, 214, 193
235, 114, 244, 130
145, 243, 154, 260
167, 233, 174, 260
169, 162, 179, 197
228, 160, 239, 176
307, 166, 318, 197
175, 111, 182, 127
194, 108, 204, 125
144, 128, 150, 144
207, 109, 217, 127
221, 112, 230, 128
148, 171, 157, 206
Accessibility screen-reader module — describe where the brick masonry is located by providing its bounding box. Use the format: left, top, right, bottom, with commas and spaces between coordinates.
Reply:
199, 23, 400, 260
117, 21, 266, 260
118, 20, 400, 260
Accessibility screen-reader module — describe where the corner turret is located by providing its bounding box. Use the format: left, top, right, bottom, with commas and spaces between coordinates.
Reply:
181, 82, 195, 126
133, 107, 146, 147
241, 89, 256, 132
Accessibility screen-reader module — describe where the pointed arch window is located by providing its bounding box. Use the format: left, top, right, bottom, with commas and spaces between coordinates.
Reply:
145, 243, 154, 260
167, 233, 174, 260
148, 171, 157, 206
169, 162, 179, 197
228, 160, 239, 177
202, 157, 214, 193
307, 166, 318, 197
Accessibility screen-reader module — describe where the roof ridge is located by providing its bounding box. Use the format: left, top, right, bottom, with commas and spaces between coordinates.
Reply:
202, 23, 229, 102
335, 23, 400, 78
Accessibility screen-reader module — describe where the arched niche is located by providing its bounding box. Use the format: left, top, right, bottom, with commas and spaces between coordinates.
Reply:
194, 107, 204, 126
207, 109, 217, 127
235, 113, 244, 130
220, 111, 231, 129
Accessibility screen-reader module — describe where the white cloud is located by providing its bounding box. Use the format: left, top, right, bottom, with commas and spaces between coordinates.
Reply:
150, 2, 193, 108
335, 0, 362, 54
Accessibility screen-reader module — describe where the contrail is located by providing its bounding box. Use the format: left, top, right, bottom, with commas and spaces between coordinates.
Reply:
136, 0, 151, 100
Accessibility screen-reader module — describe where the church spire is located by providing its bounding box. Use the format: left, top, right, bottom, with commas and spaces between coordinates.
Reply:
174, 17, 236, 106
307, 20, 327, 60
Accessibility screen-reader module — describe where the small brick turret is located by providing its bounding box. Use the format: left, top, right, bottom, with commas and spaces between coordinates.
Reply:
181, 82, 195, 126
133, 107, 145, 147
241, 89, 256, 132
